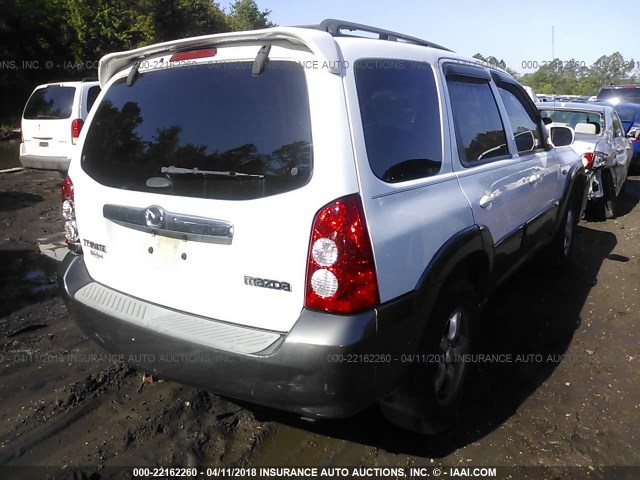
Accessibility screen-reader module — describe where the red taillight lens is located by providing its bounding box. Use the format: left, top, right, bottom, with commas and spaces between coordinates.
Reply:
71, 119, 83, 145
170, 48, 217, 62
305, 194, 379, 314
61, 176, 81, 252
61, 176, 74, 201
581, 152, 594, 170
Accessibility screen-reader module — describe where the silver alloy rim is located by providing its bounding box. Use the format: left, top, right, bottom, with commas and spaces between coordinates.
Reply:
435, 308, 469, 405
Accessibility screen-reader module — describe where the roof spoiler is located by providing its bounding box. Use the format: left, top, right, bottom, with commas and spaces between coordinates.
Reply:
98, 26, 343, 87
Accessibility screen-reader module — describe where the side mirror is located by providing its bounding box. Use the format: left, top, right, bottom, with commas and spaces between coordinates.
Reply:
547, 124, 574, 147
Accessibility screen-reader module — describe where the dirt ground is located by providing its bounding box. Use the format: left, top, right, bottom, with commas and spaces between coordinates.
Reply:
0, 169, 638, 480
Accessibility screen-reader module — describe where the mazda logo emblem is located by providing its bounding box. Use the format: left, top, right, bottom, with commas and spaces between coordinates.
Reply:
144, 206, 164, 229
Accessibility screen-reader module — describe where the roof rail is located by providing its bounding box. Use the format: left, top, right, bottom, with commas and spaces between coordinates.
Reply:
313, 18, 453, 52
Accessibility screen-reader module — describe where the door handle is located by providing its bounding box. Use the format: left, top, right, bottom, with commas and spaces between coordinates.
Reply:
479, 193, 496, 209
528, 174, 541, 185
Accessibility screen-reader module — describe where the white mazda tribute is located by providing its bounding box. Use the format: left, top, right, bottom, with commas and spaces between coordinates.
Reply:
59, 20, 586, 433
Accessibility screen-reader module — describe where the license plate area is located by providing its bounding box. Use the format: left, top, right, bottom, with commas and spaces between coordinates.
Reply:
39, 142, 49, 148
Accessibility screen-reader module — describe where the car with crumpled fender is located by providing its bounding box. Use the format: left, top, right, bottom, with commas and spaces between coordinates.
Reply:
540, 102, 632, 219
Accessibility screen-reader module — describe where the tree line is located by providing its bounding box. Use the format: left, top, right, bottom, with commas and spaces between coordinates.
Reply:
0, 0, 274, 125
473, 52, 639, 96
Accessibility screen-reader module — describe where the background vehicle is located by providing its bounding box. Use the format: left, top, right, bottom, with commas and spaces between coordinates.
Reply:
60, 19, 586, 434
596, 84, 640, 105
20, 79, 100, 172
540, 102, 632, 219
612, 103, 640, 170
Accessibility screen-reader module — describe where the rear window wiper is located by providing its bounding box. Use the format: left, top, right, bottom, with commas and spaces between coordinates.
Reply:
36, 115, 60, 119
161, 165, 264, 179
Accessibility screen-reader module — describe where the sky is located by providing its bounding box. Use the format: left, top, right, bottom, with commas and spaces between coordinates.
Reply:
219, 0, 639, 74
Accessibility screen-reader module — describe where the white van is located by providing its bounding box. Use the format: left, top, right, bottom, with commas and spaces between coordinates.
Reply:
20, 80, 100, 172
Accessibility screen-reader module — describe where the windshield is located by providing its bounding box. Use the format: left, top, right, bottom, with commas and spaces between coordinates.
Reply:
81, 62, 313, 200
540, 109, 605, 135
24, 86, 75, 120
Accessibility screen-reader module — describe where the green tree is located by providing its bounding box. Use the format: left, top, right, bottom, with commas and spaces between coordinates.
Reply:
65, 0, 155, 61
144, 0, 227, 42
472, 53, 518, 78
0, 0, 74, 124
590, 52, 636, 86
225, 0, 274, 31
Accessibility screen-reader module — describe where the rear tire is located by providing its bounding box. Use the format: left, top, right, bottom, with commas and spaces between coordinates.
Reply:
380, 279, 478, 434
602, 172, 617, 219
545, 198, 577, 268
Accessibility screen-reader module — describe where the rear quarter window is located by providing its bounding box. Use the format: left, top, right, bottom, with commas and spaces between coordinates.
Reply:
86, 86, 101, 113
82, 62, 312, 201
355, 59, 442, 183
24, 86, 76, 120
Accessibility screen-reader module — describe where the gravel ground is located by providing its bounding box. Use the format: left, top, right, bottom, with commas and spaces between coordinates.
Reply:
0, 169, 638, 480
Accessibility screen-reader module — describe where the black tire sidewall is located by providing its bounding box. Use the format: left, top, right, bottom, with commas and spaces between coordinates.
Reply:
409, 280, 479, 431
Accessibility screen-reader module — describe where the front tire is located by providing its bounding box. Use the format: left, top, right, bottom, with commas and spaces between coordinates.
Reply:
380, 279, 479, 434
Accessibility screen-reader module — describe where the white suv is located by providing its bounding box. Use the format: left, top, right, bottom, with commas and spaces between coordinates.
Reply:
20, 79, 100, 172
59, 20, 586, 433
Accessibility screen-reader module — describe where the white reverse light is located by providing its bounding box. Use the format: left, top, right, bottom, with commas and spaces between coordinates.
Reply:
310, 269, 339, 298
311, 238, 338, 267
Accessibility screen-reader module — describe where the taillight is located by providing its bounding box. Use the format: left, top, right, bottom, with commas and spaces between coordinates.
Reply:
583, 151, 607, 170
71, 119, 83, 145
61, 176, 81, 252
581, 152, 594, 170
304, 194, 379, 314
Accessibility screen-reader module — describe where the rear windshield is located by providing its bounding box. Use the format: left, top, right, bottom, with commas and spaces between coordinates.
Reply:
82, 62, 312, 200
24, 86, 75, 120
597, 87, 640, 104
540, 109, 604, 135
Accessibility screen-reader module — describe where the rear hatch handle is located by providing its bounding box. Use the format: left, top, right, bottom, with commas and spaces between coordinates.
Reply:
103, 204, 234, 245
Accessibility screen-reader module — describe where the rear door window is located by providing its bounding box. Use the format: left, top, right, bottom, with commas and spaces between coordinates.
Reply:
82, 62, 312, 200
446, 77, 509, 164
24, 86, 75, 120
355, 59, 442, 183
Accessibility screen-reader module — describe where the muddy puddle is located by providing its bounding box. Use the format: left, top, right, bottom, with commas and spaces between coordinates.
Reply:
0, 249, 58, 318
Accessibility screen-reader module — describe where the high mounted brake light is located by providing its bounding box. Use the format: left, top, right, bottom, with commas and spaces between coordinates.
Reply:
169, 48, 218, 62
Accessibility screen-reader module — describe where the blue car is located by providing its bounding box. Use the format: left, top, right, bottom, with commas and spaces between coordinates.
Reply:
613, 103, 640, 168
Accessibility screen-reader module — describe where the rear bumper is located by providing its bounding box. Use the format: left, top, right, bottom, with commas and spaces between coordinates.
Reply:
59, 254, 422, 418
19, 152, 70, 172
